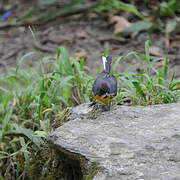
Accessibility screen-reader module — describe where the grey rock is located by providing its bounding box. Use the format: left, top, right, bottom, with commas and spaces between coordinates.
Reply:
49, 103, 180, 180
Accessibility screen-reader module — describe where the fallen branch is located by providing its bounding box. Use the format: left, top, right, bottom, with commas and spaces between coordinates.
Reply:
0, 2, 98, 29
33, 41, 55, 53
0, 21, 24, 29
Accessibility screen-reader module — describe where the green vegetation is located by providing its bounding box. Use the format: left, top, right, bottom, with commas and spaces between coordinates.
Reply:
96, 0, 143, 17
97, 0, 180, 36
0, 41, 180, 178
0, 47, 93, 178
114, 40, 180, 105
97, 0, 180, 17
2, 0, 179, 35
1, 0, 180, 178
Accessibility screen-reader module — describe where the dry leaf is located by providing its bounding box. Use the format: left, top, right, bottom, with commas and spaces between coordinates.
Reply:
176, 85, 180, 90
98, 35, 125, 42
110, 16, 131, 34
73, 52, 88, 59
149, 46, 164, 57
149, 46, 175, 59
156, 60, 164, 68
48, 31, 74, 44
165, 20, 177, 34
75, 29, 88, 39
170, 39, 180, 48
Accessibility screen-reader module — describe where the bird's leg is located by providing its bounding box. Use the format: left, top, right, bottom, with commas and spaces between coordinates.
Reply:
107, 101, 111, 111
89, 100, 97, 107
101, 102, 111, 111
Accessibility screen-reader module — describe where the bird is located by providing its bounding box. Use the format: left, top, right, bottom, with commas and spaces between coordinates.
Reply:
92, 56, 117, 107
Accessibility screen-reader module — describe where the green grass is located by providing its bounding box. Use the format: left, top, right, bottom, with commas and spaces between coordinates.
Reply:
0, 41, 180, 179
96, 0, 180, 36
0, 47, 93, 178
97, 0, 180, 17
96, 0, 143, 18
113, 40, 180, 105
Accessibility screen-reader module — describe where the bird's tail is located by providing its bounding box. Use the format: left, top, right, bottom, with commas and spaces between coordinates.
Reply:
102, 56, 112, 74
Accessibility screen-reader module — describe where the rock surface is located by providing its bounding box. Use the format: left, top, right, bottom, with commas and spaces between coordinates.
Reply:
49, 103, 180, 180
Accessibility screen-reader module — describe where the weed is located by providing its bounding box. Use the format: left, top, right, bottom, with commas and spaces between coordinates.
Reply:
96, 0, 143, 18
113, 40, 180, 105
0, 42, 179, 178
0, 46, 93, 178
97, 0, 180, 36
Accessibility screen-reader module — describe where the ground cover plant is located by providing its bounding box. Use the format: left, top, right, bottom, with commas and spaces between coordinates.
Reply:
1, 0, 179, 35
0, 40, 180, 179
0, 0, 180, 179
114, 40, 180, 105
97, 0, 180, 36
0, 47, 93, 179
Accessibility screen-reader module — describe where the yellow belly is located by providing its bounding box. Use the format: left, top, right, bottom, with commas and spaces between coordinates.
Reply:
94, 95, 113, 103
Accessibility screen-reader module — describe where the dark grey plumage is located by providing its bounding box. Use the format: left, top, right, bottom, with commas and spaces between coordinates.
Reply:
92, 56, 117, 98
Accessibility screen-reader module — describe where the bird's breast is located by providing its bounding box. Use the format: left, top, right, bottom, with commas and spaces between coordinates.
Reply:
94, 95, 113, 103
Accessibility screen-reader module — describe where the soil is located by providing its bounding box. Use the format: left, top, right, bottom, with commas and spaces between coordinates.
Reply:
0, 12, 180, 77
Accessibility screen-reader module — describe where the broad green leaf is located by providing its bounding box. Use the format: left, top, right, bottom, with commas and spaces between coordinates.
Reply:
12, 125, 44, 148
119, 21, 154, 36
115, 1, 142, 17
35, 131, 47, 138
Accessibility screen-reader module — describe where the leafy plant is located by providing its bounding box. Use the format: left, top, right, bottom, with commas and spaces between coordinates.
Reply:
159, 0, 180, 17
116, 21, 156, 36
97, 0, 180, 36
0, 46, 93, 178
113, 40, 180, 105
96, 0, 143, 18
0, 42, 179, 179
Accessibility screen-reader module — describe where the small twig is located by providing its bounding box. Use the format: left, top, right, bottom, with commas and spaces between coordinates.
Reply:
0, 21, 24, 29
76, 88, 82, 102
0, 0, 4, 12
0, 61, 8, 72
2, 50, 18, 60
72, 93, 80, 104
33, 41, 55, 53
4, 132, 26, 138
